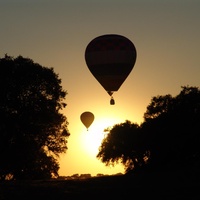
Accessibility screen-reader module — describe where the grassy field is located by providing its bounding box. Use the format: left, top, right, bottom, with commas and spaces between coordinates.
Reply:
0, 170, 200, 200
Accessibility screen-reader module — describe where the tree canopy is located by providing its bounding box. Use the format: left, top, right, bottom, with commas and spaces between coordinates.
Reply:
0, 55, 70, 180
97, 121, 149, 174
97, 86, 200, 174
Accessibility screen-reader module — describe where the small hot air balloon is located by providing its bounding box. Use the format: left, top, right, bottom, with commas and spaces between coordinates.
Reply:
80, 111, 95, 131
85, 34, 137, 105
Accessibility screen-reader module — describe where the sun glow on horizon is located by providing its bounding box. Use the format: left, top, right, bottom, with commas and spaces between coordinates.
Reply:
80, 117, 119, 158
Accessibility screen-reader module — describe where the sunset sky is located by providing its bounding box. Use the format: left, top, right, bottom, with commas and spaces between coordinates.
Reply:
1, 0, 200, 177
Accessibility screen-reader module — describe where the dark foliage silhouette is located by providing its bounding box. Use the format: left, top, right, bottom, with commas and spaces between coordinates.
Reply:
142, 86, 200, 171
0, 55, 70, 180
97, 120, 149, 174
97, 86, 200, 174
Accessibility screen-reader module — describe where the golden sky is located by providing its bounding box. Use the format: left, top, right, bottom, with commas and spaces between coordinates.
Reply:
1, 0, 200, 177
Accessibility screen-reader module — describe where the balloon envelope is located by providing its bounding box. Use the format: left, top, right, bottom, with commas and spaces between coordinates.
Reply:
85, 34, 137, 97
80, 111, 95, 130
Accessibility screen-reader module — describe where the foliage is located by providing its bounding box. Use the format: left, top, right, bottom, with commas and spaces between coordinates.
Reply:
97, 86, 200, 174
142, 86, 200, 170
0, 55, 70, 180
97, 120, 149, 173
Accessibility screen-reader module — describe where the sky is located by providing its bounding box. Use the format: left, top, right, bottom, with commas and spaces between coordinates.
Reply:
1, 0, 200, 177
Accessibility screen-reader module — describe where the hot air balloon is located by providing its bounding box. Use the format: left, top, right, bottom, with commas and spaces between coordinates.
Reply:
85, 34, 137, 105
80, 111, 94, 131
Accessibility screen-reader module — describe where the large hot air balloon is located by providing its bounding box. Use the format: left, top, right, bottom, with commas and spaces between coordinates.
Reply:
85, 34, 137, 105
80, 111, 95, 131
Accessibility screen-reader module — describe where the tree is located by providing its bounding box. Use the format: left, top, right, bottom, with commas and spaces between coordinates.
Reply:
0, 55, 70, 180
97, 120, 150, 174
97, 86, 200, 174
142, 86, 200, 171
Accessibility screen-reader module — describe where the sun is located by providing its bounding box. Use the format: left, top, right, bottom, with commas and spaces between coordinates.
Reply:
80, 117, 116, 157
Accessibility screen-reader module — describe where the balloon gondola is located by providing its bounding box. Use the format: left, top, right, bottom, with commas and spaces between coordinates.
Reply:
85, 34, 137, 105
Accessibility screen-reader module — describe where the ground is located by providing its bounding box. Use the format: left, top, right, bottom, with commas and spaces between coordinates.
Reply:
0, 169, 200, 200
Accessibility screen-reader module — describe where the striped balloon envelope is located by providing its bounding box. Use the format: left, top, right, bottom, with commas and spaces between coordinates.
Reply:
85, 34, 137, 105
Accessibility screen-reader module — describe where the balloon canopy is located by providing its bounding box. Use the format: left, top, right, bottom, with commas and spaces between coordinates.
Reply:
80, 111, 95, 131
85, 34, 137, 105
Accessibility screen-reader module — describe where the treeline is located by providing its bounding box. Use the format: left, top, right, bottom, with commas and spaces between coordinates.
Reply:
0, 54, 199, 180
97, 86, 200, 175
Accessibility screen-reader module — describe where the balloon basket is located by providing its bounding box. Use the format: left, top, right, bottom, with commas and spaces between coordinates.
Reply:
110, 98, 115, 105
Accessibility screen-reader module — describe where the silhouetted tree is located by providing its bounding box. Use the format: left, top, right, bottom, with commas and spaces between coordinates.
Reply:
97, 120, 149, 174
97, 86, 200, 174
142, 86, 200, 171
0, 55, 70, 180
